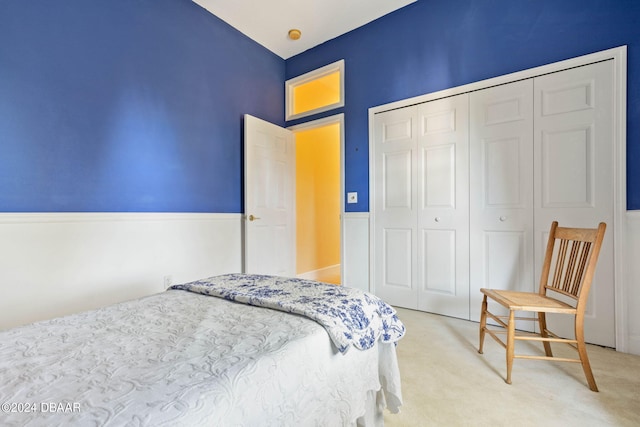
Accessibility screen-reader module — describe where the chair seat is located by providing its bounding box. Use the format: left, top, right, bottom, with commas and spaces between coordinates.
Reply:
480, 288, 576, 314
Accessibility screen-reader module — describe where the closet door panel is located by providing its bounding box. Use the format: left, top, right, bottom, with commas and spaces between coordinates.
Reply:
482, 231, 529, 291
384, 150, 412, 208
422, 145, 455, 208
373, 107, 418, 308
534, 61, 615, 347
417, 94, 469, 318
421, 229, 456, 293
541, 128, 592, 206
470, 80, 535, 327
383, 228, 413, 288
484, 137, 523, 206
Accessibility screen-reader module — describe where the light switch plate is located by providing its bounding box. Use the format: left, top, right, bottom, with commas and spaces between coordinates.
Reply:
347, 192, 358, 204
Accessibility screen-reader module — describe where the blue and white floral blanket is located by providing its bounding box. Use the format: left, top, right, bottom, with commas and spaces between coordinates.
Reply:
170, 273, 405, 353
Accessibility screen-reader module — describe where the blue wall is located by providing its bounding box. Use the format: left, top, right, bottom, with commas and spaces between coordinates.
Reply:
286, 0, 640, 211
3, 0, 639, 213
0, 0, 284, 212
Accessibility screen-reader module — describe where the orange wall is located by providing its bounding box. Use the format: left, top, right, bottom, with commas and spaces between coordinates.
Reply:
295, 123, 340, 274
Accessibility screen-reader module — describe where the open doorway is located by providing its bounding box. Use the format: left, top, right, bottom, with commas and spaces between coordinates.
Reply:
290, 115, 344, 285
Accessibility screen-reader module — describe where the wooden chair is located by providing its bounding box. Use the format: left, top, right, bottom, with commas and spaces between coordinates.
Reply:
478, 221, 607, 391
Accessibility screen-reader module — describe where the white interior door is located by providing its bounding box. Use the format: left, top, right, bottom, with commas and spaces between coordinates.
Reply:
244, 114, 295, 276
469, 79, 535, 329
417, 94, 470, 318
534, 61, 615, 347
373, 106, 418, 308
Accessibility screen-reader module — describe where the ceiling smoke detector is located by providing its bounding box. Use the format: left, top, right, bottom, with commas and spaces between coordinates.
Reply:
288, 29, 301, 40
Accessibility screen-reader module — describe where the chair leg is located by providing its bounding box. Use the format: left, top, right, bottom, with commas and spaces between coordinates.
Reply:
506, 310, 515, 385
576, 316, 598, 392
479, 295, 488, 354
538, 312, 553, 357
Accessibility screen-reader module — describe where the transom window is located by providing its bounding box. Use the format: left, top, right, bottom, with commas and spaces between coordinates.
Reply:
286, 60, 344, 121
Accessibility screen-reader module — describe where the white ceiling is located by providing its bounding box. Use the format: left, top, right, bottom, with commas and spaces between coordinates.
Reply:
193, 0, 416, 59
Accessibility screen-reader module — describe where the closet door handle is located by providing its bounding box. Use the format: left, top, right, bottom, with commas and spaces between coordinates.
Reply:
434, 217, 441, 222
248, 214, 261, 221
499, 216, 507, 222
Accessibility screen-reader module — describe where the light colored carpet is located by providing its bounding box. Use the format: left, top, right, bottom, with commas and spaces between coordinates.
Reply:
384, 307, 640, 427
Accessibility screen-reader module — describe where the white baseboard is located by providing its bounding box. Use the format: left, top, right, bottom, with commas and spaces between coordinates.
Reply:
0, 212, 243, 330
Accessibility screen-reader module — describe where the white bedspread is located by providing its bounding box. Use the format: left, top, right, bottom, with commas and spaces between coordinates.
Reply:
171, 273, 406, 353
0, 289, 402, 426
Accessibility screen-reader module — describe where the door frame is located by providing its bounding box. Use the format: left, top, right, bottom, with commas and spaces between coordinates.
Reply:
368, 46, 628, 351
288, 113, 345, 283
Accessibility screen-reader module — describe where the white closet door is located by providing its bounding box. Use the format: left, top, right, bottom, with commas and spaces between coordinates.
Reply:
534, 61, 615, 347
373, 106, 418, 308
469, 80, 535, 327
416, 94, 470, 318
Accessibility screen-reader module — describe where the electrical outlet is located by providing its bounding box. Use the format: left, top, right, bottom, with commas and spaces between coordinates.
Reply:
347, 192, 358, 204
163, 275, 173, 289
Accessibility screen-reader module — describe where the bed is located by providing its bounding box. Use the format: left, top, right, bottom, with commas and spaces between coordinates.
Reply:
0, 273, 405, 426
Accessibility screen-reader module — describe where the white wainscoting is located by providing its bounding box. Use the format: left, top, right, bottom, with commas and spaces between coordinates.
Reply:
3, 210, 638, 355
0, 213, 242, 331
626, 210, 640, 355
342, 213, 370, 292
